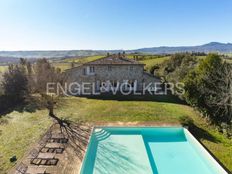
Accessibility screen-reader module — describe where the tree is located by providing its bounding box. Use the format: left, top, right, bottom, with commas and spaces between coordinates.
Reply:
32, 58, 64, 94
203, 62, 232, 124
184, 54, 232, 124
157, 53, 197, 85
1, 61, 29, 104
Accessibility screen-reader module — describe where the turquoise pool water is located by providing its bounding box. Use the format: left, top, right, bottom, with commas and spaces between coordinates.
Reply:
80, 127, 227, 174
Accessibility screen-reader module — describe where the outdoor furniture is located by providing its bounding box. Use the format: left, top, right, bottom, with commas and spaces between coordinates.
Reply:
49, 138, 68, 143
37, 153, 56, 159
41, 147, 65, 154
47, 133, 68, 143
30, 158, 59, 166
30, 152, 58, 166
44, 143, 66, 155
54, 147, 64, 154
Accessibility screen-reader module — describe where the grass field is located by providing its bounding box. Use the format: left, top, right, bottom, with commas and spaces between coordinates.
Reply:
52, 62, 72, 71
63, 55, 105, 63
52, 55, 106, 71
225, 59, 232, 63
141, 56, 170, 71
0, 66, 8, 73
0, 110, 52, 173
0, 95, 231, 173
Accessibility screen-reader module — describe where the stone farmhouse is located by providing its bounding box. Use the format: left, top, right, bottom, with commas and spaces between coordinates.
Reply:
65, 54, 160, 95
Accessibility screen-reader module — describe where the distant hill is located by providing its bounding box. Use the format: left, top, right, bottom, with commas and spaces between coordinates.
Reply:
0, 56, 20, 64
135, 42, 232, 54
0, 50, 105, 59
0, 42, 231, 63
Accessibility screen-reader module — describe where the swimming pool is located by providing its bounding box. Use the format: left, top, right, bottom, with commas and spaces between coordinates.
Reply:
80, 127, 228, 174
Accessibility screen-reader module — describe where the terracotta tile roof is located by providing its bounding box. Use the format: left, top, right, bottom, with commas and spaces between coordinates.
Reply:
84, 55, 144, 65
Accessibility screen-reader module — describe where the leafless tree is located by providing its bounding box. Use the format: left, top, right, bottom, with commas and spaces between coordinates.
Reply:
204, 63, 232, 124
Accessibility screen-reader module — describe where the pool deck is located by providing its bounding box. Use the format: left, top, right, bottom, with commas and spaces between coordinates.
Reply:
9, 121, 181, 174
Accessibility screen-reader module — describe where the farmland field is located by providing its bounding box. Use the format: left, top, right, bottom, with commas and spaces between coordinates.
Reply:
63, 55, 105, 63
0, 66, 8, 73
52, 62, 72, 71
141, 56, 170, 71
52, 55, 106, 71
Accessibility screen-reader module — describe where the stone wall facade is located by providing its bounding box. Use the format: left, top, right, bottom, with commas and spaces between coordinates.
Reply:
65, 64, 160, 95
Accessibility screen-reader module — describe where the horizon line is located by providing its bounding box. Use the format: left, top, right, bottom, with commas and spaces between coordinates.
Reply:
0, 41, 232, 52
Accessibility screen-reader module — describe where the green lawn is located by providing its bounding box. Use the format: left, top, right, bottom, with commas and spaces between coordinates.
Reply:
0, 110, 52, 173
55, 95, 189, 122
0, 95, 231, 173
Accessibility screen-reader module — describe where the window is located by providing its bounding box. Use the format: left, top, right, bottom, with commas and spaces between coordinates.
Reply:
83, 68, 86, 75
90, 66, 95, 73
128, 80, 134, 88
110, 80, 118, 88
113, 81, 118, 88
130, 66, 133, 71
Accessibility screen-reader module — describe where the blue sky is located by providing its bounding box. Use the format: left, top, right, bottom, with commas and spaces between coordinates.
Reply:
0, 0, 232, 50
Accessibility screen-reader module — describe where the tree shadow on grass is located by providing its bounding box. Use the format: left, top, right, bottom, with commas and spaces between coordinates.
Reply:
189, 124, 221, 143
0, 95, 24, 115
189, 124, 231, 173
78, 93, 187, 105
0, 95, 44, 116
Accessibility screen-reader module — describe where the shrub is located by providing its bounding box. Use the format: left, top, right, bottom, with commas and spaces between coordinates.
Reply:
179, 116, 194, 128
